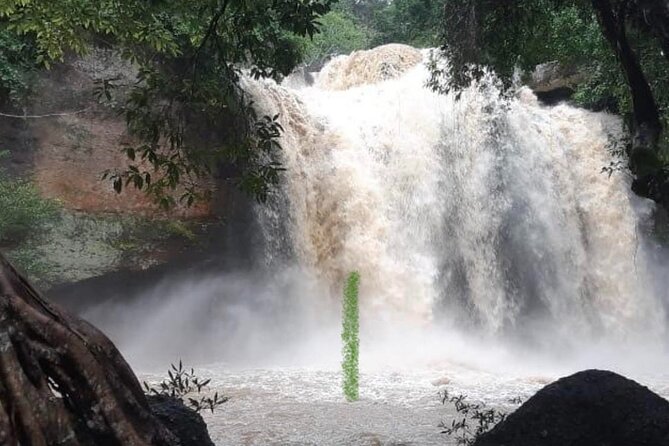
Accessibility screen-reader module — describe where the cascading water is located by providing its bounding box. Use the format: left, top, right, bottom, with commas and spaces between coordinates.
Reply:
82, 44, 669, 445
247, 43, 666, 344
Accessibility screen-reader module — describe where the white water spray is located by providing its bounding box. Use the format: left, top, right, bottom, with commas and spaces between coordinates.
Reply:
81, 44, 669, 445
247, 44, 666, 343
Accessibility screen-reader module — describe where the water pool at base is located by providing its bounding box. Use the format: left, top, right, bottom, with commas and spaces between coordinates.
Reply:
140, 364, 669, 445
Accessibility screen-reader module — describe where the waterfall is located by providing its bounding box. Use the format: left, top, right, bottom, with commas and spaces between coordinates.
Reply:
77, 45, 669, 446
246, 43, 666, 345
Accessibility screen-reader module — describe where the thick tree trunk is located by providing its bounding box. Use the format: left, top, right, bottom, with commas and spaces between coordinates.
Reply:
592, 0, 662, 160
0, 252, 179, 446
591, 0, 669, 212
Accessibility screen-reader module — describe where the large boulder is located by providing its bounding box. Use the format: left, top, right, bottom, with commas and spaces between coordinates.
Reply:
528, 61, 583, 93
475, 370, 669, 446
527, 61, 584, 105
148, 395, 216, 446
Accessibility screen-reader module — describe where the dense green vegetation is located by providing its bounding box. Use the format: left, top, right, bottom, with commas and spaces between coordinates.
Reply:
2, 0, 669, 210
342, 271, 360, 402
435, 1, 668, 126
0, 26, 36, 103
297, 8, 372, 66
365, 0, 442, 47
312, 0, 443, 53
0, 0, 445, 209
0, 0, 336, 207
433, 0, 669, 209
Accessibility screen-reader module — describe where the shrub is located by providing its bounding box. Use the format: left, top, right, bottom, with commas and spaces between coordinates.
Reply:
143, 361, 228, 414
439, 391, 521, 445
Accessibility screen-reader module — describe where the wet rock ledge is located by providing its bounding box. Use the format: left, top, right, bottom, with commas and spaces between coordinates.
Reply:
148, 396, 215, 446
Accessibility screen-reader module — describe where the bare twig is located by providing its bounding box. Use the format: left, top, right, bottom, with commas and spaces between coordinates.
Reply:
0, 107, 91, 119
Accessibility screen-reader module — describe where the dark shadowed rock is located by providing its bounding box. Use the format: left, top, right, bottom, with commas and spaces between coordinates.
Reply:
535, 87, 575, 105
633, 169, 669, 212
148, 395, 215, 446
475, 369, 669, 446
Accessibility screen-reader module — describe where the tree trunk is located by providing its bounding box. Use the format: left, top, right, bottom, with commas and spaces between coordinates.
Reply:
591, 0, 669, 211
592, 0, 662, 164
0, 252, 179, 446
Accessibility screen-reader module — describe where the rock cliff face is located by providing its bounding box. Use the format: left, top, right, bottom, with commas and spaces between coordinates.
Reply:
1, 48, 211, 217
0, 49, 227, 289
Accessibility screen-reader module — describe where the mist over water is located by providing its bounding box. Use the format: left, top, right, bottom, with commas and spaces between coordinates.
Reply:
82, 44, 669, 445
248, 44, 667, 348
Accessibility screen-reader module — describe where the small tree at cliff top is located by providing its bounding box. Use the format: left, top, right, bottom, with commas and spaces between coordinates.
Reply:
342, 271, 360, 402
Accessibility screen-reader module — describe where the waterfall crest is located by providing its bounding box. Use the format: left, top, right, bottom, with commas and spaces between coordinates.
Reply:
245, 44, 666, 341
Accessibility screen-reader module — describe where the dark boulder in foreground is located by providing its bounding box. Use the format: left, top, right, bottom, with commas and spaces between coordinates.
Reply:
148, 395, 215, 446
475, 369, 669, 446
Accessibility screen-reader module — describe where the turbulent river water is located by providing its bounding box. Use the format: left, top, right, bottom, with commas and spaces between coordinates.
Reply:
84, 45, 669, 445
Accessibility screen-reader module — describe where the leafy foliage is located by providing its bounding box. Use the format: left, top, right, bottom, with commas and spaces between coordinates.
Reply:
435, 1, 574, 93
1, 0, 335, 205
143, 360, 229, 414
0, 25, 36, 103
297, 9, 372, 65
434, 1, 668, 136
432, 0, 669, 201
331, 0, 442, 48
342, 271, 360, 402
602, 131, 632, 178
369, 0, 443, 47
439, 390, 517, 446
